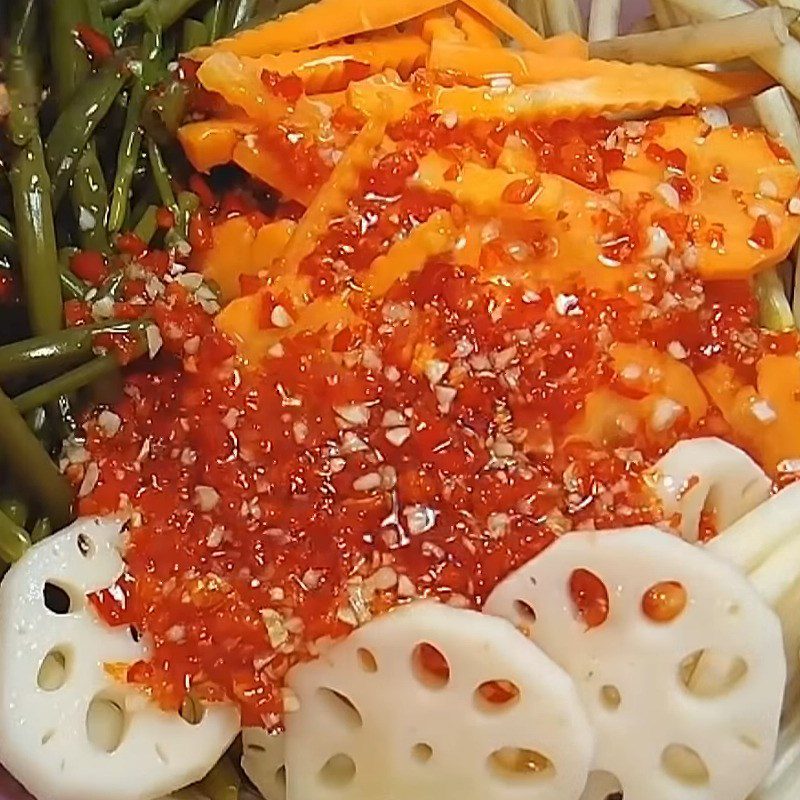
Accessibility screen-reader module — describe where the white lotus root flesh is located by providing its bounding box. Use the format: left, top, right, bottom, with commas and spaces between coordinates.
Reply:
0, 517, 241, 800
647, 438, 770, 542
484, 526, 786, 800
242, 727, 287, 800
283, 601, 594, 800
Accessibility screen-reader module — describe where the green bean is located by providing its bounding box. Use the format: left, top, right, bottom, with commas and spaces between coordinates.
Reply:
0, 388, 73, 529
143, 79, 189, 144
70, 144, 112, 252
0, 319, 150, 380
30, 517, 52, 544
133, 204, 159, 244
109, 32, 160, 233
0, 216, 16, 258
46, 62, 128, 206
13, 355, 121, 414
147, 137, 179, 212
6, 0, 42, 147
198, 756, 241, 800
96, 269, 126, 301
226, 0, 258, 32
10, 134, 63, 337
49, 0, 112, 252
203, 0, 228, 41
0, 509, 32, 564
84, 1, 111, 35
102, 0, 139, 13
0, 498, 29, 528
182, 18, 209, 49
57, 248, 90, 301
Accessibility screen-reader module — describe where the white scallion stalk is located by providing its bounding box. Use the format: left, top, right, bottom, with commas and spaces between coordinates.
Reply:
755, 267, 796, 332
509, 0, 549, 36
589, 7, 793, 65
666, 0, 800, 100
588, 0, 621, 41
543, 0, 583, 35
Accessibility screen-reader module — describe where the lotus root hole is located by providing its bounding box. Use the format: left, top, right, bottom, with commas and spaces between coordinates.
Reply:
474, 680, 521, 713
86, 695, 126, 753
316, 687, 363, 729
43, 582, 74, 615
275, 766, 287, 788
642, 581, 687, 623
318, 754, 356, 788
37, 647, 69, 692
513, 599, 537, 626
661, 744, 710, 786
411, 642, 451, 689
356, 647, 377, 673
599, 684, 621, 711
678, 650, 748, 697
411, 743, 434, 763
488, 747, 555, 782
568, 569, 609, 629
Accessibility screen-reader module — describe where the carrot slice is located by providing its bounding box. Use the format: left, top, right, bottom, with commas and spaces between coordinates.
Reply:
362, 211, 457, 296
178, 119, 257, 173
454, 4, 501, 47
407, 9, 466, 43
252, 34, 429, 94
537, 32, 589, 59
462, 0, 542, 49
279, 113, 388, 275
191, 0, 450, 59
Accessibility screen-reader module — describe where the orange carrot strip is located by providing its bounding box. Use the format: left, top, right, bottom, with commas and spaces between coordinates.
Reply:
347, 73, 422, 120
429, 42, 770, 105
538, 32, 589, 59
412, 152, 566, 220
232, 137, 318, 206
191, 0, 450, 59
279, 113, 388, 274
430, 67, 773, 121
252, 34, 429, 93
454, 4, 501, 47
177, 119, 256, 173
362, 211, 457, 296
421, 10, 466, 43
197, 52, 290, 124
461, 0, 543, 49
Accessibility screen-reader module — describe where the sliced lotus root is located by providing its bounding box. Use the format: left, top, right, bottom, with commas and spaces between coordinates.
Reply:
0, 517, 241, 800
284, 601, 594, 800
242, 727, 287, 800
484, 526, 786, 800
751, 696, 800, 800
647, 437, 770, 542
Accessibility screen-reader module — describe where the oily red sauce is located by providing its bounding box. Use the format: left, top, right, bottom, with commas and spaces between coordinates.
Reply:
73, 114, 789, 727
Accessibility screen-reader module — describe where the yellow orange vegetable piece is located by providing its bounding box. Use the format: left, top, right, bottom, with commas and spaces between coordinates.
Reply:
200, 217, 296, 301
362, 211, 457, 296
609, 116, 800, 279
700, 357, 800, 472
178, 120, 257, 174
454, 4, 501, 47
347, 73, 422, 120
252, 35, 429, 94
279, 113, 388, 274
610, 342, 708, 424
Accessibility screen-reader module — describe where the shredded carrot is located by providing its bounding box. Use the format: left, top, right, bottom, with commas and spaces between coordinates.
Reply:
178, 119, 256, 173
252, 34, 429, 94
362, 211, 457, 296
191, 0, 449, 59
279, 114, 388, 274
454, 4, 501, 47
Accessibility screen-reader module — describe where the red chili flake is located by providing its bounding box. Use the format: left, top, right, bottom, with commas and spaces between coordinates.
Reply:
767, 136, 793, 163
258, 293, 277, 330
569, 568, 609, 629
75, 24, 114, 62
71, 251, 109, 285
706, 223, 726, 250
710, 164, 729, 183
189, 209, 214, 252
115, 232, 147, 257
177, 57, 200, 82
260, 70, 303, 103
669, 175, 695, 203
443, 162, 461, 181
239, 274, 267, 296
340, 60, 373, 85
156, 207, 176, 230
749, 215, 775, 249
189, 174, 216, 209
501, 177, 541, 204
645, 142, 687, 173
0, 271, 17, 304
332, 104, 367, 133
